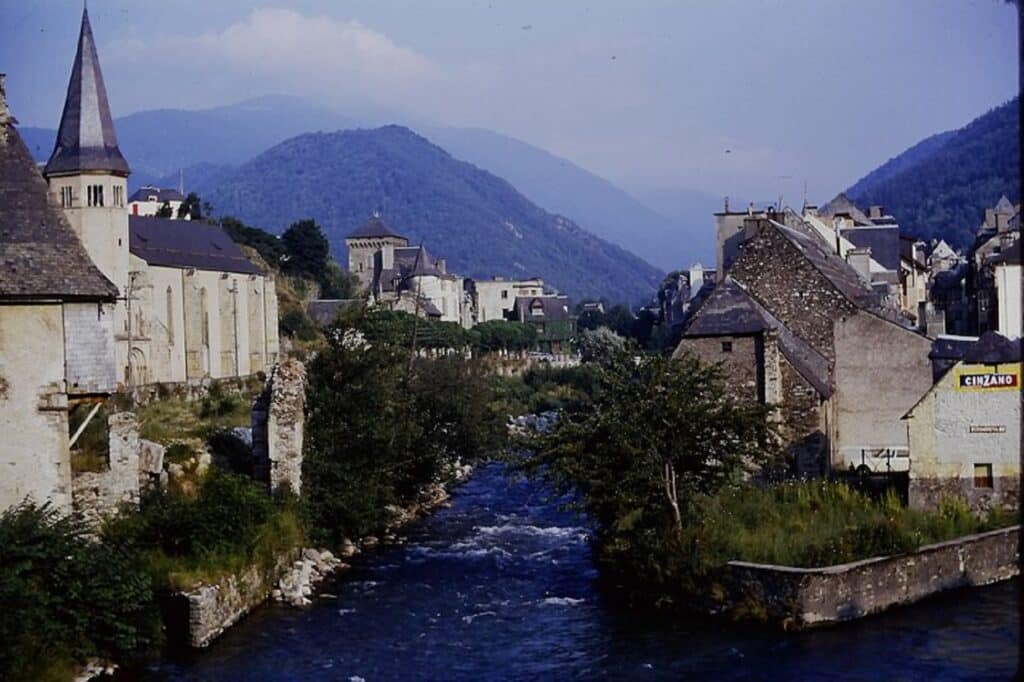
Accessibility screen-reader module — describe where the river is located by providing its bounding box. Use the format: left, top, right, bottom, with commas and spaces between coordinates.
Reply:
148, 463, 1019, 681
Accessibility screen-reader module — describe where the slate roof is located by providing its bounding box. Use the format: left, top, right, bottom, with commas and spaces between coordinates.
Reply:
0, 97, 118, 301
347, 215, 406, 241
899, 234, 927, 269
818, 193, 872, 226
44, 7, 130, 177
306, 298, 362, 326
928, 335, 979, 362
515, 295, 572, 322
963, 331, 1021, 364
840, 225, 900, 270
680, 278, 832, 397
129, 216, 262, 275
128, 187, 184, 203
994, 195, 1015, 214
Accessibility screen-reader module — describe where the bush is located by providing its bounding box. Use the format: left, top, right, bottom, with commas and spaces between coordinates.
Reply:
0, 504, 157, 681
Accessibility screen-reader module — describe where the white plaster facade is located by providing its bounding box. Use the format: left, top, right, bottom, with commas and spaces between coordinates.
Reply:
473, 278, 544, 323
994, 261, 1021, 339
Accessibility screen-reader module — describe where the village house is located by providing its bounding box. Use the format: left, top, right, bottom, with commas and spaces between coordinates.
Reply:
678, 208, 932, 476
128, 186, 187, 218
468, 276, 545, 325
41, 8, 278, 387
904, 332, 1020, 512
0, 73, 119, 511
512, 294, 576, 353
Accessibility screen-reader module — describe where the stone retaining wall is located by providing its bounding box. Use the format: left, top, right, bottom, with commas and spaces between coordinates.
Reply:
174, 552, 296, 648
723, 525, 1019, 628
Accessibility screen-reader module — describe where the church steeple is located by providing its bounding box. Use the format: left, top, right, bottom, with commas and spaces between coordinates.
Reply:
44, 5, 129, 177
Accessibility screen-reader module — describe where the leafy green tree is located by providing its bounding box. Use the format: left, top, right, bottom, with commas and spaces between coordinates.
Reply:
518, 353, 779, 592
220, 216, 287, 266
281, 219, 331, 278
176, 192, 203, 220
155, 201, 173, 218
577, 326, 630, 365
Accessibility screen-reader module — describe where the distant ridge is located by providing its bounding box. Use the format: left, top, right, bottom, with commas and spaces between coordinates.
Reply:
206, 125, 663, 305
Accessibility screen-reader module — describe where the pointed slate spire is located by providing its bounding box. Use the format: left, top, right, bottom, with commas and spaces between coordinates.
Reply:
44, 6, 129, 177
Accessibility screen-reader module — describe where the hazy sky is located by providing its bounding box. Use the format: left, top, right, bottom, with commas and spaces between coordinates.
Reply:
1, 1, 1017, 203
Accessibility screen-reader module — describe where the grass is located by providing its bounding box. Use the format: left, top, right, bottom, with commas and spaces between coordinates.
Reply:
142, 505, 305, 591
688, 481, 1016, 569
136, 389, 254, 446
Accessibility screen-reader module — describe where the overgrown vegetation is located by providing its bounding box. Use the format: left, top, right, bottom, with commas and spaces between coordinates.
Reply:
0, 505, 158, 681
303, 306, 510, 543
516, 352, 1015, 609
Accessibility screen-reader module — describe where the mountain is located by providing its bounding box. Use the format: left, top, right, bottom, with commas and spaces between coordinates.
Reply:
846, 97, 1019, 249
206, 126, 663, 305
19, 96, 709, 270
420, 127, 708, 270
625, 186, 725, 267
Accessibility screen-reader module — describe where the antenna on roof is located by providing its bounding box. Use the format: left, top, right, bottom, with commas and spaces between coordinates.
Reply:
179, 168, 184, 196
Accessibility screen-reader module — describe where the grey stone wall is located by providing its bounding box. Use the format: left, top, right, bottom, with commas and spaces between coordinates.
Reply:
720, 525, 1019, 628
253, 359, 306, 495
677, 334, 762, 402
728, 224, 857, 361
71, 411, 140, 525
178, 552, 296, 647
910, 477, 1020, 515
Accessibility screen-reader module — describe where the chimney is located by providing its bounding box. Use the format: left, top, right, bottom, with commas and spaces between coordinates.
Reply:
868, 205, 884, 219
436, 258, 447, 274
747, 202, 755, 216
846, 247, 872, 282
985, 208, 996, 229
996, 212, 1009, 233
804, 204, 819, 217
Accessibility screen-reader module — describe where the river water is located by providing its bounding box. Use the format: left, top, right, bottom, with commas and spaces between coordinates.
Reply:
149, 463, 1020, 681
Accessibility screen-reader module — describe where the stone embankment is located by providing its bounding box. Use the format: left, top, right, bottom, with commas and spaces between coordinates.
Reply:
718, 525, 1019, 629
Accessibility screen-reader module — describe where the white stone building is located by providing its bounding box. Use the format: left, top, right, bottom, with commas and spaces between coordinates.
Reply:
42, 7, 277, 387
469, 277, 545, 324
128, 186, 187, 218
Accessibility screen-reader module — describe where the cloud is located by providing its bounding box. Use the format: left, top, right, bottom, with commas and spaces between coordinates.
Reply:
106, 8, 448, 112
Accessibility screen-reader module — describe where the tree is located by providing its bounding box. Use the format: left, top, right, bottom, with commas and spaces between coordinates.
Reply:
155, 201, 173, 218
517, 353, 779, 588
176, 192, 202, 220
281, 219, 330, 278
577, 326, 629, 365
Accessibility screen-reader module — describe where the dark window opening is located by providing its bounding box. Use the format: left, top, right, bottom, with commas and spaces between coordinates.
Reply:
973, 463, 993, 488
721, 341, 733, 353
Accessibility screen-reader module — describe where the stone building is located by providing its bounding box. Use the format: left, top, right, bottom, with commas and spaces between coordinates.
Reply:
468, 276, 545, 325
511, 295, 576, 353
677, 211, 932, 475
345, 215, 467, 325
904, 332, 1020, 511
42, 7, 277, 387
0, 73, 119, 510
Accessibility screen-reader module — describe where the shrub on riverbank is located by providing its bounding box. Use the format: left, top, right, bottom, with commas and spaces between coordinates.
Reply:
304, 306, 509, 544
104, 469, 305, 592
0, 504, 158, 681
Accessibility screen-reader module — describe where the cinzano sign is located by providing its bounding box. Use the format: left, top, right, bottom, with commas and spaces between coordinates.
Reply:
955, 363, 1021, 392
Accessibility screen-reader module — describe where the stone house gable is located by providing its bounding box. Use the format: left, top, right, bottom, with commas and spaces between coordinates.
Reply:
727, 220, 865, 362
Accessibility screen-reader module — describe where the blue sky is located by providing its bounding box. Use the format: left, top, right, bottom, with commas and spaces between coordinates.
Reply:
1, 1, 1017, 203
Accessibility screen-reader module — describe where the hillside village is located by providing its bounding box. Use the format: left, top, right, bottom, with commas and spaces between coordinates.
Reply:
0, 7, 1019, 677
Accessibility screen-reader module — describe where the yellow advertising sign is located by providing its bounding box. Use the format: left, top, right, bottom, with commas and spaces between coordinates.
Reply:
954, 363, 1021, 392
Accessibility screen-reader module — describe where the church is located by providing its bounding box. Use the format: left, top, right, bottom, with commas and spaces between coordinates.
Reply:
41, 7, 279, 386
0, 8, 280, 511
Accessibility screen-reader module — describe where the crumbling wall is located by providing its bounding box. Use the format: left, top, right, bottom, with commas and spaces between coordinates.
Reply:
252, 359, 306, 495
71, 411, 141, 525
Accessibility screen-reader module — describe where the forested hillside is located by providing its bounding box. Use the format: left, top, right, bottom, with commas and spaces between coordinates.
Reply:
847, 98, 1019, 249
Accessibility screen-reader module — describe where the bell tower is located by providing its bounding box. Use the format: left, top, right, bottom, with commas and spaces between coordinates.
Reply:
44, 5, 130, 289
45, 6, 132, 383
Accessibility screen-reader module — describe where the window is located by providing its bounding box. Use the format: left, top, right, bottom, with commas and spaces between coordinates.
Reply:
973, 463, 993, 488
112, 185, 124, 207
87, 184, 104, 207
501, 290, 508, 299
60, 186, 73, 207
721, 341, 733, 353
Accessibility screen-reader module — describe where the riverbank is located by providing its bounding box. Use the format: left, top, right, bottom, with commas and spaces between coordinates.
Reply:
143, 463, 1021, 680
